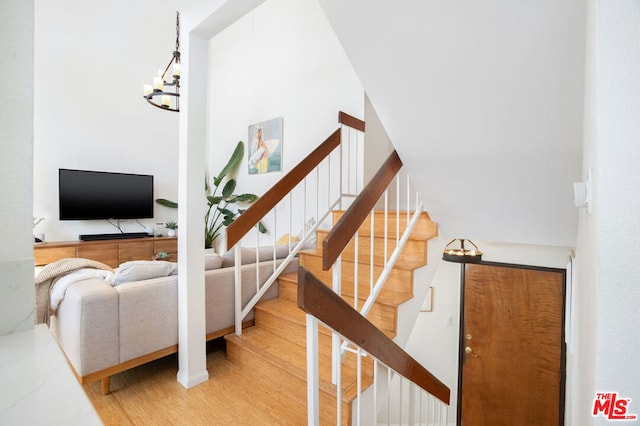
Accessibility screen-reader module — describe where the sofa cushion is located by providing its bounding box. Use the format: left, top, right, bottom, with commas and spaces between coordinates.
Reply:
111, 260, 178, 286
221, 245, 291, 268
204, 253, 223, 270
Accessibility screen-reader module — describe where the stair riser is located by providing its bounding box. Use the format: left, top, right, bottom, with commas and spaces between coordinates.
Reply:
299, 253, 414, 295
255, 307, 334, 350
226, 339, 351, 425
278, 278, 298, 303
316, 230, 427, 268
293, 262, 401, 335
254, 307, 387, 371
341, 296, 397, 334
331, 210, 437, 240
227, 334, 374, 399
271, 281, 397, 335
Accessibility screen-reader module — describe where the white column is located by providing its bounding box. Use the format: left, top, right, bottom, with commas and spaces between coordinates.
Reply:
176, 30, 209, 389
0, 0, 34, 335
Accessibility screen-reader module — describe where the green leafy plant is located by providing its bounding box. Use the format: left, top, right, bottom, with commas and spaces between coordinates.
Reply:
164, 220, 178, 230
156, 141, 265, 249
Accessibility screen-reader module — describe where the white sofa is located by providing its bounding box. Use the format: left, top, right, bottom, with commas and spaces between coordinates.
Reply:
48, 247, 296, 394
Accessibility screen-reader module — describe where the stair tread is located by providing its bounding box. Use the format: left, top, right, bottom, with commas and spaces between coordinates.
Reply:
278, 271, 299, 284
331, 210, 438, 240
225, 326, 373, 402
298, 252, 415, 297
300, 248, 425, 270
315, 229, 428, 270
278, 275, 412, 307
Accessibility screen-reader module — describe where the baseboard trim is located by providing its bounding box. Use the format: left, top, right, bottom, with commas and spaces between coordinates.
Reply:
177, 369, 209, 389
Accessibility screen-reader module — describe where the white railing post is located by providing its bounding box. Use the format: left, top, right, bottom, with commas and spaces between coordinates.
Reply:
354, 232, 359, 310
234, 245, 242, 335
408, 382, 416, 426
332, 255, 342, 385
356, 347, 362, 426
306, 314, 320, 426
373, 358, 378, 424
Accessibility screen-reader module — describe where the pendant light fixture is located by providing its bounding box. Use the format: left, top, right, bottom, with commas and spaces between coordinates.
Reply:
442, 239, 483, 263
143, 11, 180, 112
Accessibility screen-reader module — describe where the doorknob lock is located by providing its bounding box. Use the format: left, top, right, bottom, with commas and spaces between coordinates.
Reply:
465, 347, 479, 358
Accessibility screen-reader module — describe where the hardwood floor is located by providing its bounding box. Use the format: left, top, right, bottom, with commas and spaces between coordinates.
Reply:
83, 338, 307, 425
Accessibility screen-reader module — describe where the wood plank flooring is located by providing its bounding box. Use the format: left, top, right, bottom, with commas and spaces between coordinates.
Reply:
83, 339, 306, 425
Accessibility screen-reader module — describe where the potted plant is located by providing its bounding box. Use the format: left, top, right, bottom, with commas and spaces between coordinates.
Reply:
164, 220, 178, 237
156, 141, 265, 249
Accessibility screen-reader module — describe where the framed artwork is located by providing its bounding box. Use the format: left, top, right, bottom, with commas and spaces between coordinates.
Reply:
248, 117, 283, 174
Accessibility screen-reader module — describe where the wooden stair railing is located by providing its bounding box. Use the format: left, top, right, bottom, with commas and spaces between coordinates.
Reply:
322, 150, 402, 270
226, 128, 341, 249
225, 111, 367, 336
226, 110, 364, 249
338, 111, 365, 132
298, 266, 451, 405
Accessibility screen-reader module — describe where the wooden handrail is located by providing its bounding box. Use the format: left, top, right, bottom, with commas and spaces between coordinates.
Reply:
322, 150, 402, 270
226, 128, 341, 248
338, 111, 366, 132
297, 266, 451, 405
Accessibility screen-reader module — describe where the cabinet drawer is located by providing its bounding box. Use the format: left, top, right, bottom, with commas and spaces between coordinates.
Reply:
154, 239, 177, 254
119, 241, 154, 263
78, 243, 119, 268
34, 246, 77, 266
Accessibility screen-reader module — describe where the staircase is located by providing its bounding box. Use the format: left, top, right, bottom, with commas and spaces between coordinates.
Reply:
224, 210, 437, 424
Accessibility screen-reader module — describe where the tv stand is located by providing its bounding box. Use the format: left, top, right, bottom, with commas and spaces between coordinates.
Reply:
79, 232, 151, 241
34, 236, 177, 268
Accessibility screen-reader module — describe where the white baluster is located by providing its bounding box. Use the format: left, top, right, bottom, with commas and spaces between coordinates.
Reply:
332, 256, 342, 385
234, 245, 242, 335
356, 347, 362, 426
306, 314, 319, 426
384, 189, 389, 267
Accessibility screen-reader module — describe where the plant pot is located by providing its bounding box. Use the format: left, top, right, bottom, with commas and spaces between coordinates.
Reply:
167, 229, 176, 237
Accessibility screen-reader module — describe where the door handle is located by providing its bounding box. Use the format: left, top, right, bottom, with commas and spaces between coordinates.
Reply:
465, 346, 479, 358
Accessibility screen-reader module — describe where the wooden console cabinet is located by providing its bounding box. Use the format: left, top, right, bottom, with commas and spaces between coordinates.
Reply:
34, 237, 177, 268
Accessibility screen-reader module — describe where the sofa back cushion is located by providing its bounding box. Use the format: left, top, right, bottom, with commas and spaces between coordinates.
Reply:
111, 260, 178, 286
221, 245, 291, 268
204, 253, 223, 270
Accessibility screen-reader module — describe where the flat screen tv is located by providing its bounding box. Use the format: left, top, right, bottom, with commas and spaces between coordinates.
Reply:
59, 169, 154, 220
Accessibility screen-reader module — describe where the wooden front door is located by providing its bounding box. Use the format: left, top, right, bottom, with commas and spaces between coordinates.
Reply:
459, 262, 565, 425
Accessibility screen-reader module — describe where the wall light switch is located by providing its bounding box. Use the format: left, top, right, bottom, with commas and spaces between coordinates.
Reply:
573, 168, 592, 214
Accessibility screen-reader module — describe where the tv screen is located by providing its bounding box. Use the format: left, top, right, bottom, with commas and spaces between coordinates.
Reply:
59, 169, 154, 220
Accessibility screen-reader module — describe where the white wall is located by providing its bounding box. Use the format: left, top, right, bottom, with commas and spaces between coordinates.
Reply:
591, 1, 640, 424
567, 1, 598, 424
207, 0, 364, 232
319, 0, 586, 248
33, 0, 180, 242
364, 94, 394, 183
0, 0, 35, 335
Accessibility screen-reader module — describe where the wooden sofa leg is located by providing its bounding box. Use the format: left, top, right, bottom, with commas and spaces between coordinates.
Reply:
101, 377, 111, 395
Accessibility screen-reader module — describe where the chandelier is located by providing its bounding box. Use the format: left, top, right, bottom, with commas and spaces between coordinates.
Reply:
442, 239, 483, 263
143, 11, 180, 112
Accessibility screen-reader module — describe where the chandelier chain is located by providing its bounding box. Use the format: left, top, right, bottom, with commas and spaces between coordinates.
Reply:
175, 11, 180, 56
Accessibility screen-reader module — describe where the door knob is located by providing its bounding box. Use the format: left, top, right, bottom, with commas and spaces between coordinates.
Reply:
465, 346, 479, 358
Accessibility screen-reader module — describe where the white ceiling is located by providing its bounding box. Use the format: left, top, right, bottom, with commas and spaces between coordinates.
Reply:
319, 0, 586, 247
